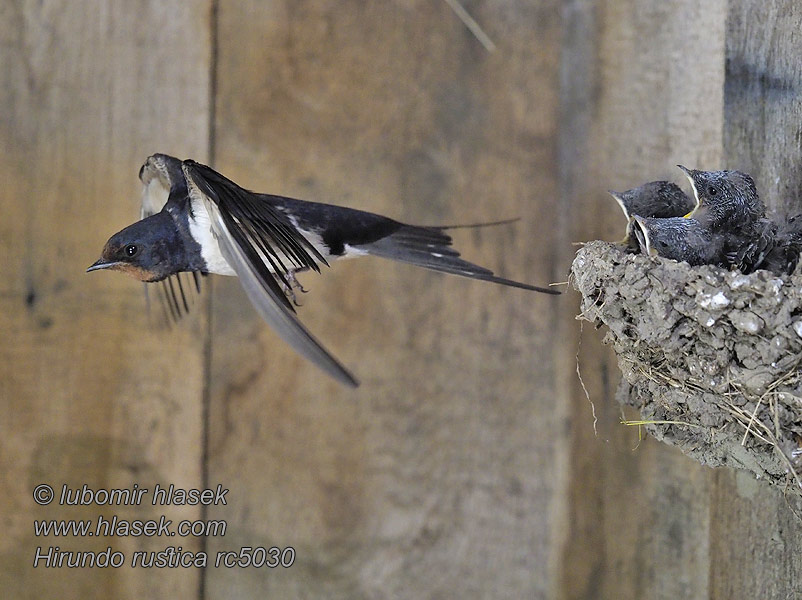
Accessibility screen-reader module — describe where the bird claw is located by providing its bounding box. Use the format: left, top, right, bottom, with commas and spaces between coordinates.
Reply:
289, 272, 309, 294
282, 270, 308, 306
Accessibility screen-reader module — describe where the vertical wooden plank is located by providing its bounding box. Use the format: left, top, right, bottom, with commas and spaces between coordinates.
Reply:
207, 1, 564, 598
709, 3, 802, 597
0, 1, 210, 598
557, 1, 727, 598
724, 2, 802, 213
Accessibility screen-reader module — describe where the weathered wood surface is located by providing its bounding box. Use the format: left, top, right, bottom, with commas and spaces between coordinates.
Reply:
4, 1, 802, 599
559, 2, 802, 599
0, 1, 211, 598
558, 2, 727, 597
710, 3, 802, 598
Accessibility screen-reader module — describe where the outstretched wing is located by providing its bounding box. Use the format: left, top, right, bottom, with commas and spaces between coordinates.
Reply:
138, 153, 203, 323
182, 160, 358, 388
140, 154, 179, 218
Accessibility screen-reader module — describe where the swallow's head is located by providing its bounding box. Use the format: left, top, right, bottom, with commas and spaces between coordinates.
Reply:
87, 211, 189, 282
644, 180, 695, 216
677, 166, 762, 225
631, 215, 697, 261
610, 180, 694, 223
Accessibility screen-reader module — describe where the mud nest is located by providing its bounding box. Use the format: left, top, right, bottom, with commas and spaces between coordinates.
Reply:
572, 241, 802, 493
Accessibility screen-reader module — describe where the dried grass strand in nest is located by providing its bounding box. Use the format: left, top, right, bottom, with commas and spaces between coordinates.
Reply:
571, 241, 802, 494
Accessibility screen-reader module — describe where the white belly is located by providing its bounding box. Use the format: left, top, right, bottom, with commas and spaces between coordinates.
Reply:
187, 196, 348, 276
187, 195, 237, 275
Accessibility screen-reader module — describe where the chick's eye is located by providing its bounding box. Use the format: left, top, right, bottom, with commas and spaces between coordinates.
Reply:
707, 185, 718, 196
125, 244, 139, 257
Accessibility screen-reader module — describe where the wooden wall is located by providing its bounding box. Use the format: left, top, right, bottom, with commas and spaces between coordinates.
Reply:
1, 1, 800, 598
560, 2, 802, 599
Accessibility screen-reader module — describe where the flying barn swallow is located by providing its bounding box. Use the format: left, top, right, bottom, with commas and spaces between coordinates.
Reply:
88, 154, 559, 387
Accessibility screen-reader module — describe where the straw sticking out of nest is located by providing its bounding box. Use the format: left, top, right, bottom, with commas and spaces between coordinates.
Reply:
572, 241, 802, 494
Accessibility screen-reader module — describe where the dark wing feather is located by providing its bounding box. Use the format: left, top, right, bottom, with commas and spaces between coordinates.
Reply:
727, 218, 777, 274
361, 224, 560, 294
185, 161, 327, 281
271, 196, 558, 294
183, 161, 358, 387
754, 215, 802, 275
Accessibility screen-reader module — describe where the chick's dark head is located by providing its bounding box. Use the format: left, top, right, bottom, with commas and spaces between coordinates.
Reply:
677, 166, 764, 228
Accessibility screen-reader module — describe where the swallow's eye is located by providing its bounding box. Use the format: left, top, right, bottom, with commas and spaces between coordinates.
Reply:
707, 185, 718, 197
125, 244, 139, 257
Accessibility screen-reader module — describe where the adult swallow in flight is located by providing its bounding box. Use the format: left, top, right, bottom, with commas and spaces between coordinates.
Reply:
88, 154, 559, 387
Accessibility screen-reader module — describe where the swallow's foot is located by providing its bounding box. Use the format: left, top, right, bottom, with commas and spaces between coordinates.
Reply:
282, 270, 308, 307
287, 270, 309, 294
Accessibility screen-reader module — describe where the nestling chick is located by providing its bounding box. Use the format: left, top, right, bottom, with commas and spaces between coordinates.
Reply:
677, 166, 765, 230
631, 215, 727, 267
608, 181, 695, 221
608, 181, 695, 247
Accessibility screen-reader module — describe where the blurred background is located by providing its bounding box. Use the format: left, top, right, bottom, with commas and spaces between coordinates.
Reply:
2, 1, 801, 598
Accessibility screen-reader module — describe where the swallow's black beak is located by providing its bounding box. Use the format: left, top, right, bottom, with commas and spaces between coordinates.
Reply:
86, 258, 121, 273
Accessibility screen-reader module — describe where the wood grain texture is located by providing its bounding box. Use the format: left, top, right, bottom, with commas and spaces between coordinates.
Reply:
711, 2, 802, 597
560, 2, 802, 599
557, 1, 727, 598
205, 1, 563, 598
724, 2, 802, 215
0, 1, 211, 598
4, 2, 802, 598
